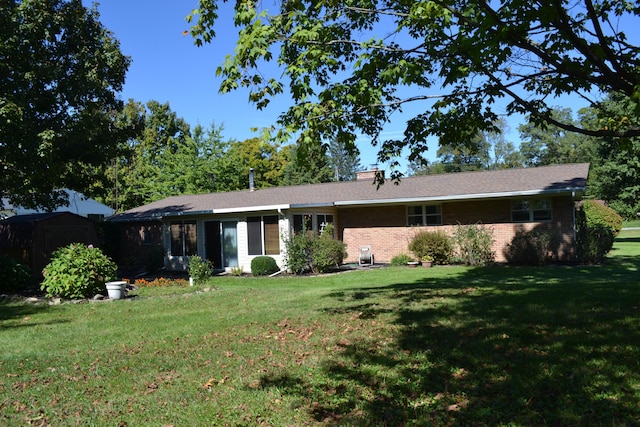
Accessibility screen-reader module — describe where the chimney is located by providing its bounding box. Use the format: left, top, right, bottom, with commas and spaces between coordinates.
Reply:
249, 168, 255, 192
356, 166, 383, 181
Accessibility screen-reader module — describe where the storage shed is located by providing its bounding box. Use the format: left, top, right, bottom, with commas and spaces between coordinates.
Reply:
0, 212, 101, 278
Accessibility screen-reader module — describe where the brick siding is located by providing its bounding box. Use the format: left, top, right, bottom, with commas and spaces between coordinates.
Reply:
339, 196, 577, 263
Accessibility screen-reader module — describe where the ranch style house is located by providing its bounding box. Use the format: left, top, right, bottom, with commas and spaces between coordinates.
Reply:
109, 163, 589, 273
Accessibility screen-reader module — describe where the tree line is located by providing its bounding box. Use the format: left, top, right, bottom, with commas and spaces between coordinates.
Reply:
87, 100, 361, 212
407, 92, 640, 219
2, 1, 639, 219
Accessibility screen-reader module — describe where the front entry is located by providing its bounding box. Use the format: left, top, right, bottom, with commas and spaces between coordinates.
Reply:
205, 221, 238, 270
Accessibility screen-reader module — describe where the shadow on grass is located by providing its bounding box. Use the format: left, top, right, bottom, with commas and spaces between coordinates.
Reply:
264, 253, 640, 425
0, 301, 58, 329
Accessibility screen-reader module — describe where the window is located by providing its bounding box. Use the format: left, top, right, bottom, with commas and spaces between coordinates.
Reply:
140, 226, 153, 245
407, 204, 442, 226
511, 198, 552, 222
170, 221, 197, 256
317, 214, 334, 234
293, 214, 313, 234
247, 215, 280, 256
293, 213, 334, 235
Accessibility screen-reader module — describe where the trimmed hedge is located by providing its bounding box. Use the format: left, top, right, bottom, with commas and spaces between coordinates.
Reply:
251, 256, 280, 276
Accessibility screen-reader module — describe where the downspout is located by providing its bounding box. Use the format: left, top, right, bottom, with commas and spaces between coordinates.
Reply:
572, 191, 579, 261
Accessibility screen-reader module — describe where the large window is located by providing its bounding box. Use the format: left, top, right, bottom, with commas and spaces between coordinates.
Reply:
170, 220, 197, 256
247, 215, 280, 256
407, 205, 442, 226
511, 198, 552, 222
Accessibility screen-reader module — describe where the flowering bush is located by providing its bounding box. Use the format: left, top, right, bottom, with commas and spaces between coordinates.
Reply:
133, 277, 189, 287
188, 255, 213, 285
41, 243, 117, 299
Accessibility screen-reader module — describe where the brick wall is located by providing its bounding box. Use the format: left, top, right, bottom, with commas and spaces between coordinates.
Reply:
339, 196, 577, 263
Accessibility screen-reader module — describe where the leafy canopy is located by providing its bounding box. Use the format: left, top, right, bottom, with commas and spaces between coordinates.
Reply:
188, 0, 640, 181
0, 0, 131, 209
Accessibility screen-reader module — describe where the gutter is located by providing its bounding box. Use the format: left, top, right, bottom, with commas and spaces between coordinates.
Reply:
334, 187, 586, 207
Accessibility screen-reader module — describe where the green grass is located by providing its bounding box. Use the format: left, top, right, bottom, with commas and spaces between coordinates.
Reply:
2, 231, 640, 426
623, 219, 640, 229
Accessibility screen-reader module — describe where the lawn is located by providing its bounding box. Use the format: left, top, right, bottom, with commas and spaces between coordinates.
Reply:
1, 230, 640, 426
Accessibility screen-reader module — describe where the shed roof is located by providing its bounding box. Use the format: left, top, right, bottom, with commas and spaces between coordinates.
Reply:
111, 163, 590, 221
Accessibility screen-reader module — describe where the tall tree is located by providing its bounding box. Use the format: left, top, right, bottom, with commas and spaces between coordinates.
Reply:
519, 108, 596, 167
437, 133, 491, 173
586, 93, 640, 219
281, 143, 333, 185
0, 0, 130, 209
188, 0, 640, 182
328, 139, 361, 181
119, 101, 191, 209
226, 137, 289, 190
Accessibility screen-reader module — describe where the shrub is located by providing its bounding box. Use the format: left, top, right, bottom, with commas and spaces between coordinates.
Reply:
41, 243, 117, 299
230, 265, 244, 276
408, 230, 453, 265
284, 224, 347, 274
251, 256, 280, 276
452, 223, 495, 266
390, 253, 414, 266
504, 230, 557, 266
284, 232, 314, 274
0, 257, 31, 292
576, 200, 623, 264
188, 255, 213, 285
312, 226, 347, 273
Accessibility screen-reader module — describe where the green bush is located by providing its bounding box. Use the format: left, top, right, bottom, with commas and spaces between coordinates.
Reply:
251, 256, 279, 276
312, 226, 347, 273
408, 230, 453, 265
577, 200, 623, 264
452, 223, 495, 266
390, 253, 414, 266
284, 224, 347, 274
284, 232, 314, 274
188, 255, 213, 285
41, 243, 117, 299
504, 230, 557, 266
0, 257, 31, 292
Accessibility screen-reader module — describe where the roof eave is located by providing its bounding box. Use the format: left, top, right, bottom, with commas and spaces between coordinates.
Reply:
334, 187, 585, 206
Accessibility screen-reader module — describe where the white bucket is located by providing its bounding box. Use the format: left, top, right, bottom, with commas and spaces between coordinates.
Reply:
105, 281, 127, 300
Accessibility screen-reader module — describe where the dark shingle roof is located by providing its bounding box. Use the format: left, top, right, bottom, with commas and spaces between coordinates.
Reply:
111, 163, 589, 221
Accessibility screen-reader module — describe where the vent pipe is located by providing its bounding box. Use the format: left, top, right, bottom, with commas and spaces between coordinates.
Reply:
249, 168, 255, 192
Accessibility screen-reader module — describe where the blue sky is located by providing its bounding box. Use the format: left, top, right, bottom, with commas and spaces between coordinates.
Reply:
87, 0, 438, 171
88, 1, 617, 173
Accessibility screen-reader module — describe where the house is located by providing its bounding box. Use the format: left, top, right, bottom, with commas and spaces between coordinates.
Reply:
0, 189, 115, 220
0, 212, 102, 278
109, 163, 589, 272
